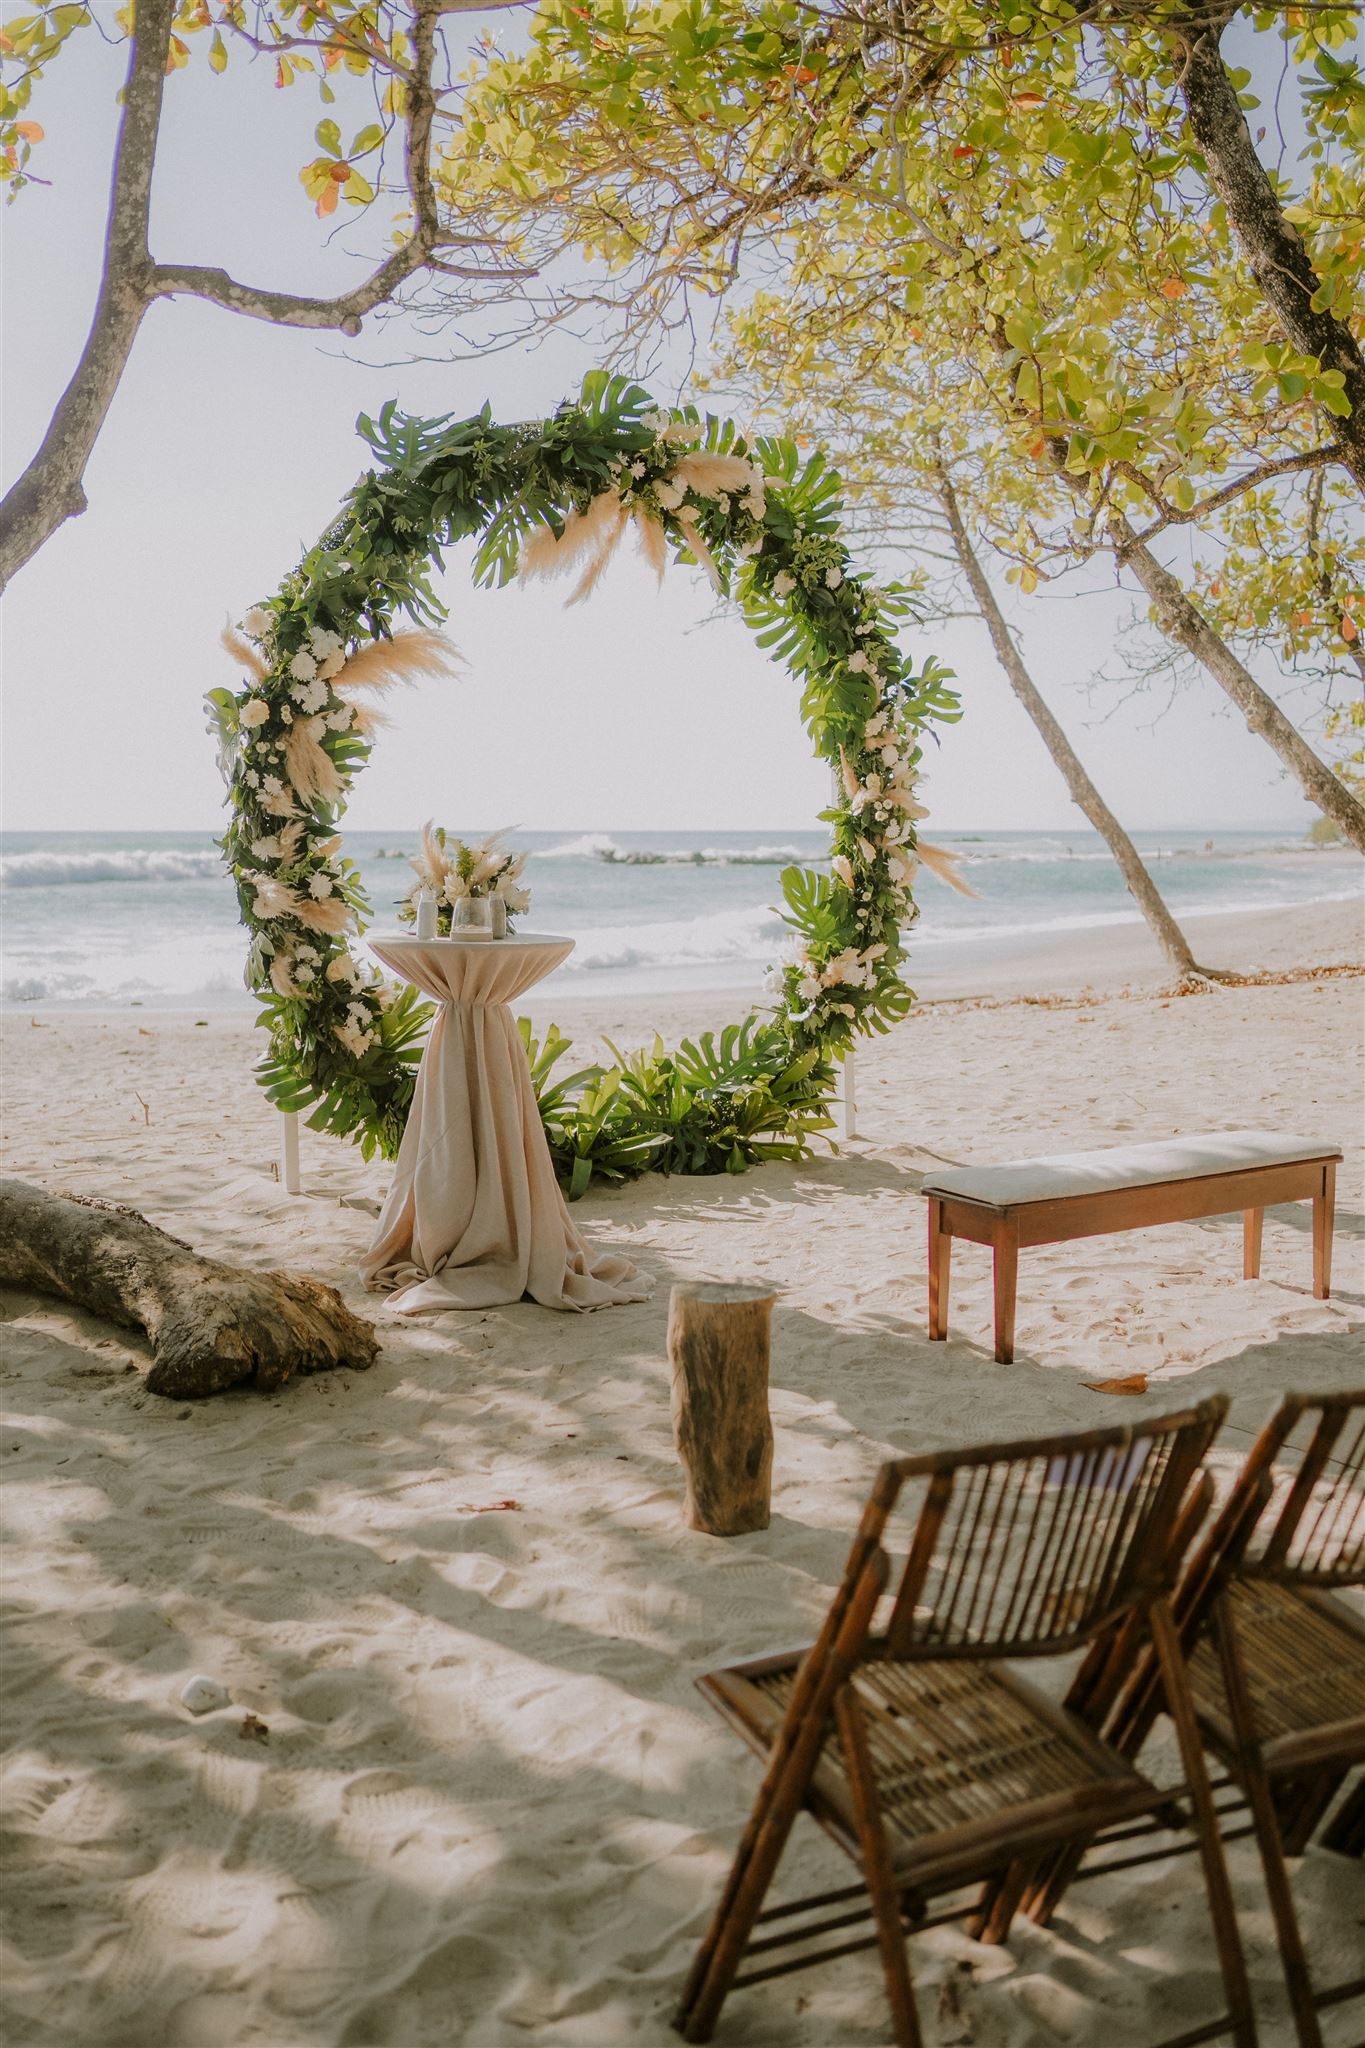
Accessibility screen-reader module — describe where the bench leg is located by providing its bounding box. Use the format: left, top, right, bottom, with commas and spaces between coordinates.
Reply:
1313, 1161, 1335, 1300
1242, 1208, 1263, 1280
993, 1220, 1019, 1365
927, 1198, 950, 1341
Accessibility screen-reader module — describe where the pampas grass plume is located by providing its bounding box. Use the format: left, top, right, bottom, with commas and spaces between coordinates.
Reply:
334, 629, 461, 695
916, 840, 978, 898
221, 620, 269, 683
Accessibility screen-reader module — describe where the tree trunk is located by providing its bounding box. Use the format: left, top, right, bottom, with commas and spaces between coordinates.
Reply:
1114, 516, 1365, 854
932, 466, 1206, 973
1174, 11, 1365, 497
0, 1180, 379, 1399
668, 1281, 776, 1536
0, 0, 173, 592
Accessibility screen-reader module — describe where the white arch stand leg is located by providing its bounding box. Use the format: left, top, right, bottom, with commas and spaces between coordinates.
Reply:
841, 1049, 858, 1142
280, 1111, 301, 1195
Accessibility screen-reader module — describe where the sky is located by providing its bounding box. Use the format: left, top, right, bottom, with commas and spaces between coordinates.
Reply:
0, 10, 1329, 837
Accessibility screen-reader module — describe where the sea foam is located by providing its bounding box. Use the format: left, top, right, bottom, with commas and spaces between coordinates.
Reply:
0, 848, 223, 888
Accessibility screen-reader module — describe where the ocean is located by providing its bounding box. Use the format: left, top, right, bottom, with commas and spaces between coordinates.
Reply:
0, 826, 1356, 1013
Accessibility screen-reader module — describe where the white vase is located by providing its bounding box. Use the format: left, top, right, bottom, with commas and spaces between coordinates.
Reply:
488, 897, 508, 939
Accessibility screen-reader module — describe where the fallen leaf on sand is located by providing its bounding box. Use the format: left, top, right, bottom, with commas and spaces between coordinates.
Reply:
239, 1714, 270, 1744
1084, 1374, 1149, 1396
459, 1499, 522, 1515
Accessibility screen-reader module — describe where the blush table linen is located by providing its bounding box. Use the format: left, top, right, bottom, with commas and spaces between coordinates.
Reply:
359, 933, 650, 1314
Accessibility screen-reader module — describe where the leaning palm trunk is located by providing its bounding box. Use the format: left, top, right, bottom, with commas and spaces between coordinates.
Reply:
933, 464, 1207, 978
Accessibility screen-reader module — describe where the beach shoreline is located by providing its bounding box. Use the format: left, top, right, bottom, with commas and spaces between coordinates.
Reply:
3, 882, 1360, 1027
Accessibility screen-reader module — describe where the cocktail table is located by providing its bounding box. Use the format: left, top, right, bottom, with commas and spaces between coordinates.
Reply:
359, 932, 650, 1312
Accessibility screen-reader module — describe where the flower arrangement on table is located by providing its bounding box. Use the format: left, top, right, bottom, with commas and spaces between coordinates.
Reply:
399, 824, 531, 934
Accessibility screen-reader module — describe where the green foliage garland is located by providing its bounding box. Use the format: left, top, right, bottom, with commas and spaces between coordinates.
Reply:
209, 373, 960, 1189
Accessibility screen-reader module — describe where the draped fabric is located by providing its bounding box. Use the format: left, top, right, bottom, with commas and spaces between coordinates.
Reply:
360, 935, 650, 1313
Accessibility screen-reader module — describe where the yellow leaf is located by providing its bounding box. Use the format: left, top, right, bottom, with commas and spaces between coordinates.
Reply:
208, 28, 226, 71
1084, 1374, 1149, 1396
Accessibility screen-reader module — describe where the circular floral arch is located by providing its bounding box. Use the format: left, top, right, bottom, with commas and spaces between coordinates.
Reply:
209, 373, 960, 1187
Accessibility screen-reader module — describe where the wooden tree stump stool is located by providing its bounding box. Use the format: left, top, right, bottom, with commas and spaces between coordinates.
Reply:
668, 1281, 777, 1537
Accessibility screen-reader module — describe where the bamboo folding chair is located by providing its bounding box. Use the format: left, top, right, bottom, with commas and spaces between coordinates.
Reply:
1027, 1389, 1365, 2048
674, 1396, 1258, 2048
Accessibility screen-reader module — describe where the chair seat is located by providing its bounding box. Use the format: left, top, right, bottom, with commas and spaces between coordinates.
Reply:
701, 1648, 1161, 1891
1187, 1581, 1365, 1777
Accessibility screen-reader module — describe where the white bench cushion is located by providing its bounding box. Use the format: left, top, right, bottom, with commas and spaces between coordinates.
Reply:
920, 1131, 1340, 1212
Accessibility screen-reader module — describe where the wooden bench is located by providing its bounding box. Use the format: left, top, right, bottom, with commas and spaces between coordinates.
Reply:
921, 1131, 1341, 1365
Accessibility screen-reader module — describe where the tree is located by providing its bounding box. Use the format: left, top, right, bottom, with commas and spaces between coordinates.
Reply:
0, 0, 526, 592
432, 0, 1365, 842
703, 348, 1215, 976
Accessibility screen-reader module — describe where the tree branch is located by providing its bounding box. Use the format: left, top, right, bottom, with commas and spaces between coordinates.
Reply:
1165, 4, 1365, 495
0, 1, 515, 591
1119, 444, 1341, 548
0, 0, 173, 590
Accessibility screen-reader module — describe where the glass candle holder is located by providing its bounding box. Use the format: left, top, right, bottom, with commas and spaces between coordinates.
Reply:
488, 896, 508, 940
451, 896, 492, 938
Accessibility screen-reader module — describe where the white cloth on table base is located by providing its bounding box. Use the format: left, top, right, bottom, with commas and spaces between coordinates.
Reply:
359, 934, 651, 1313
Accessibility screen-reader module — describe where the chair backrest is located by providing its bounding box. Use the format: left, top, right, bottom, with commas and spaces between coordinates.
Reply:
1245, 1390, 1365, 1588
1099, 1387, 1364, 1760
864, 1397, 1227, 1662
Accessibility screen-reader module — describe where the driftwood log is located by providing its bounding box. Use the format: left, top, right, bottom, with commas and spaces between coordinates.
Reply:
0, 1179, 379, 1399
668, 1280, 776, 1537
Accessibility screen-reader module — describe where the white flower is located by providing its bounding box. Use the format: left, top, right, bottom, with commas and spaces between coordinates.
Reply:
495, 880, 531, 914
294, 963, 314, 985
292, 679, 329, 716
243, 607, 274, 641
309, 627, 344, 661
318, 650, 347, 680
772, 571, 795, 598
250, 874, 297, 920
825, 566, 843, 589
279, 705, 293, 725
630, 461, 646, 479
346, 1000, 372, 1029
245, 771, 260, 789
325, 705, 353, 731
297, 944, 321, 963
334, 1020, 372, 1059
655, 478, 686, 511
289, 651, 318, 682
881, 744, 900, 768
308, 873, 334, 900
326, 953, 361, 987
662, 418, 702, 443
741, 490, 765, 518
241, 699, 271, 728
865, 711, 888, 737
763, 966, 787, 995
797, 974, 821, 1002
835, 1003, 856, 1017
831, 854, 855, 889
847, 650, 870, 674
261, 775, 283, 796
250, 835, 282, 860
857, 621, 876, 637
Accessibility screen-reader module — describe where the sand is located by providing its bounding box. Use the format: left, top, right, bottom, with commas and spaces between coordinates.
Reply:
2, 893, 1363, 2048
